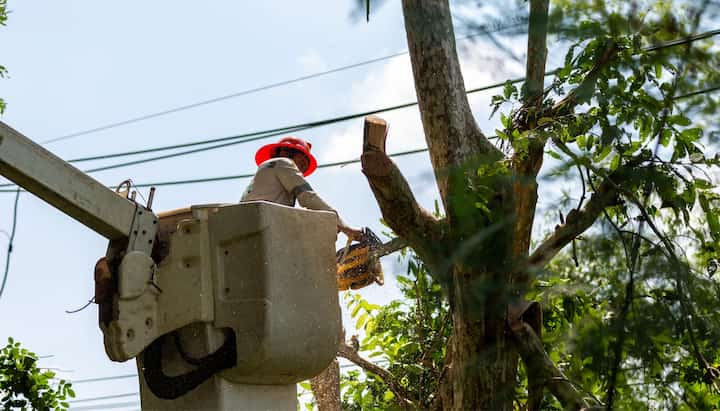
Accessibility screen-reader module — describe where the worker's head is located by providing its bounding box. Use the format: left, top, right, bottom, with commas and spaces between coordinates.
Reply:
255, 136, 318, 176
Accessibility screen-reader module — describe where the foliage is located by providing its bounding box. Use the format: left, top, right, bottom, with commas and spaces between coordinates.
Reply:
340, 255, 450, 410
339, 0, 720, 408
0, 338, 74, 411
525, 225, 720, 410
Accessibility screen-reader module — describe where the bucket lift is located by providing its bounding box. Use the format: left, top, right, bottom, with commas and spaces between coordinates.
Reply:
0, 121, 342, 410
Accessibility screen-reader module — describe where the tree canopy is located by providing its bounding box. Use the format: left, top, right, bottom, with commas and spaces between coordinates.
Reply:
0, 338, 74, 411
312, 0, 720, 409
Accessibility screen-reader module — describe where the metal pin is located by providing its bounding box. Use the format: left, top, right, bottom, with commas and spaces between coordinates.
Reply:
147, 187, 156, 210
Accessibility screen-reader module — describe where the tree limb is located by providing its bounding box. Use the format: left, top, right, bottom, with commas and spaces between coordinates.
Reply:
401, 0, 502, 210
337, 342, 417, 409
361, 116, 447, 274
546, 41, 620, 118
509, 321, 591, 410
509, 0, 550, 275
528, 176, 619, 268
523, 0, 550, 108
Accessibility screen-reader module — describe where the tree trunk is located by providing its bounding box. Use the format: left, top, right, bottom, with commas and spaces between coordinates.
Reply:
310, 358, 341, 410
441, 271, 519, 410
399, 1, 518, 409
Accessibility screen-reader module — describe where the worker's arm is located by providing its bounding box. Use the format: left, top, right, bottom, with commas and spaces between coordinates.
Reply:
274, 159, 362, 239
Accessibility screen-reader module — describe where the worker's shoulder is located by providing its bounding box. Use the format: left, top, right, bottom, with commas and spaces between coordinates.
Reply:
260, 157, 299, 170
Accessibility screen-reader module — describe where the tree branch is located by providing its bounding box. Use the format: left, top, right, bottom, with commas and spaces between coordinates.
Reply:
401, 0, 502, 209
361, 116, 446, 274
509, 321, 591, 410
508, 0, 550, 274
337, 342, 417, 409
546, 41, 620, 118
528, 176, 618, 268
523, 0, 550, 108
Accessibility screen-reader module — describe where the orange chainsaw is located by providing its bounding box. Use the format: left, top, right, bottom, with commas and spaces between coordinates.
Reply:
336, 228, 406, 291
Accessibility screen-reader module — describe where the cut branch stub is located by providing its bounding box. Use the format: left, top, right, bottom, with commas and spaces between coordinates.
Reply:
363, 115, 388, 152
362, 116, 393, 177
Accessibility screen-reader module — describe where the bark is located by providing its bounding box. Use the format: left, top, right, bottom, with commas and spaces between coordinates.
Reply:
310, 359, 341, 411
361, 115, 446, 275
509, 321, 591, 410
357, 1, 604, 409
511, 0, 551, 288
401, 0, 501, 219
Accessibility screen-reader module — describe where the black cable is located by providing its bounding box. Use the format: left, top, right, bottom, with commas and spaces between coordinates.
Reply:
0, 75, 717, 193
68, 400, 139, 411
0, 189, 20, 301
68, 392, 138, 404
0, 72, 717, 197
88, 147, 429, 189
72, 374, 137, 384
43, 27, 720, 171
643, 28, 720, 51
41, 17, 527, 146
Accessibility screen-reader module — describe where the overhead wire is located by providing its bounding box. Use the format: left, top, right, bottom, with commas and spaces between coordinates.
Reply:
0, 26, 715, 193
67, 359, 388, 405
40, 16, 528, 146
52, 27, 720, 166
0, 83, 716, 194
34, 28, 720, 173
0, 189, 20, 301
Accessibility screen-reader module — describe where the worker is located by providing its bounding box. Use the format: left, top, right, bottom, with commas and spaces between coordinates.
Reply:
241, 136, 363, 240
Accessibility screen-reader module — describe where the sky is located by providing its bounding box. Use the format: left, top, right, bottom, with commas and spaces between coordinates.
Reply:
0, 1, 528, 409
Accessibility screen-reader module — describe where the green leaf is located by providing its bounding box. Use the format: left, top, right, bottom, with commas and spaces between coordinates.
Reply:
679, 128, 702, 143
537, 117, 555, 126
668, 114, 691, 126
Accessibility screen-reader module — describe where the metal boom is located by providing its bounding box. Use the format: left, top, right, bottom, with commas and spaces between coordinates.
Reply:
0, 121, 138, 240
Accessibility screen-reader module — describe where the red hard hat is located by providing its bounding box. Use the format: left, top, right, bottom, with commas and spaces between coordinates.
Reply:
255, 136, 318, 176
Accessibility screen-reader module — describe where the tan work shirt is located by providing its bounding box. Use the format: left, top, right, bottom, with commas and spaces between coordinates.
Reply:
241, 157, 346, 226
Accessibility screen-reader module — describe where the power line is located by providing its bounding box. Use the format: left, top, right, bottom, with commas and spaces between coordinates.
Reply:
69, 400, 139, 411
41, 17, 527, 146
72, 374, 137, 384
643, 28, 720, 51
0, 189, 20, 301
69, 392, 138, 404
67, 359, 389, 404
0, 83, 717, 194
1, 33, 718, 191
123, 147, 430, 188
0, 147, 430, 193
43, 27, 720, 169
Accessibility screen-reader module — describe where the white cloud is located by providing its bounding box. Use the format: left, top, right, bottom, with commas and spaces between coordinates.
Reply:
317, 43, 524, 164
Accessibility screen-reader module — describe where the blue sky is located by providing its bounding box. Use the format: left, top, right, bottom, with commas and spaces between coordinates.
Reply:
0, 1, 526, 409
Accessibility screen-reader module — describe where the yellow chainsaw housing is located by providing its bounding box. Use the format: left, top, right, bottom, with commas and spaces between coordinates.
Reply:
336, 232, 385, 291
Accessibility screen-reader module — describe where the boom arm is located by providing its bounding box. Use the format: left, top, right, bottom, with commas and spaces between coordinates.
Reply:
0, 120, 159, 361
0, 121, 139, 240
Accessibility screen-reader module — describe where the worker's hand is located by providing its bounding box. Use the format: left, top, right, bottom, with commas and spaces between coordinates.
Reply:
339, 224, 364, 241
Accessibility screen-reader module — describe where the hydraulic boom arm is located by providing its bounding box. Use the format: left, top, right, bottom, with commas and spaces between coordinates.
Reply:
0, 121, 141, 240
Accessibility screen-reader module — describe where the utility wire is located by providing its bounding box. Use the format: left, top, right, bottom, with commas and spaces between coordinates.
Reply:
69, 400, 139, 411
69, 392, 138, 404
0, 189, 20, 301
124, 147, 430, 188
41, 17, 527, 146
1, 32, 718, 192
67, 359, 388, 404
71, 374, 137, 384
0, 84, 717, 194
43, 27, 720, 169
